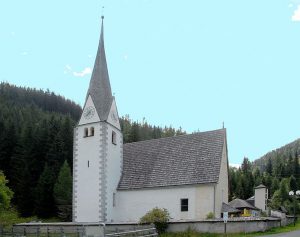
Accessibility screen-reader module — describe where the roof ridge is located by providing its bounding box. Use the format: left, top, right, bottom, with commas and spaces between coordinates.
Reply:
124, 128, 226, 145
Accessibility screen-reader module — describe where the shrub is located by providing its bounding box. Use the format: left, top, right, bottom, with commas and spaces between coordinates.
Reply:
140, 207, 170, 234
0, 171, 13, 211
206, 212, 215, 219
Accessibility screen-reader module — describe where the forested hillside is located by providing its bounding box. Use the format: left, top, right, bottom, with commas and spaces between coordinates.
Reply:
230, 138, 300, 214
253, 139, 300, 174
0, 82, 185, 219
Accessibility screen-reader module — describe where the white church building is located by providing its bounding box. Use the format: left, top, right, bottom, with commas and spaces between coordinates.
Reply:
72, 17, 229, 223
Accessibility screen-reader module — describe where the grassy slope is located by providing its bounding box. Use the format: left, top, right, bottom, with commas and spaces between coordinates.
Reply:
0, 209, 59, 229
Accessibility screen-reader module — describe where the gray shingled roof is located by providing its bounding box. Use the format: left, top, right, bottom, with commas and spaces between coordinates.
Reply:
221, 202, 241, 213
118, 129, 226, 190
86, 18, 113, 121
229, 199, 259, 210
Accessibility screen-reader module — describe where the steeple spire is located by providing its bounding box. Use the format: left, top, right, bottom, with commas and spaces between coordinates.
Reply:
86, 15, 113, 121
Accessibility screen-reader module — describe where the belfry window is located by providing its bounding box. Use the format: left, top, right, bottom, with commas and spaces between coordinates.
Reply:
84, 128, 88, 137
112, 131, 117, 145
90, 127, 94, 136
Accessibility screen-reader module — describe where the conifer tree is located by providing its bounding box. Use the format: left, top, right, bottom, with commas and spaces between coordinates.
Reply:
35, 164, 56, 217
53, 160, 72, 221
290, 175, 297, 193
10, 125, 35, 216
266, 158, 273, 175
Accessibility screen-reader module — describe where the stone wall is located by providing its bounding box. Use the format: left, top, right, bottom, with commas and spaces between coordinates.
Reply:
167, 217, 294, 234
12, 217, 295, 235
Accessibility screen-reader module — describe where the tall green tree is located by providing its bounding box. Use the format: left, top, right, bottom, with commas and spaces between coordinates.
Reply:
53, 160, 72, 221
10, 125, 36, 216
35, 164, 56, 217
266, 158, 273, 175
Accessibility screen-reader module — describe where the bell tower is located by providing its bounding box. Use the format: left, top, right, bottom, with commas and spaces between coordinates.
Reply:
73, 16, 123, 223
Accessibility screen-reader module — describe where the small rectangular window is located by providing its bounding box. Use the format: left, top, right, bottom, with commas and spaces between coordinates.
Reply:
181, 198, 188, 212
113, 193, 116, 207
112, 131, 117, 145
88, 160, 89, 167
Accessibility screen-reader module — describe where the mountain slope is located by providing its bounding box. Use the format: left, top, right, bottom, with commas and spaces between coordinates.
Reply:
253, 138, 300, 172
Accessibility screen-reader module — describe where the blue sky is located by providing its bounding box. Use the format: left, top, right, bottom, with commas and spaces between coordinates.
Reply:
1, 0, 300, 166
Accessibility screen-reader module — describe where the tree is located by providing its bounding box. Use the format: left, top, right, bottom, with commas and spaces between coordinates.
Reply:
266, 158, 273, 175
253, 168, 262, 186
279, 178, 290, 202
35, 164, 56, 217
290, 175, 297, 193
128, 122, 140, 142
10, 125, 36, 216
271, 177, 280, 197
270, 178, 290, 211
53, 160, 72, 221
0, 171, 13, 210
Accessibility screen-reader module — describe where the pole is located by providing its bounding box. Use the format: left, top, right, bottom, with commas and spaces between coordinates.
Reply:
294, 196, 296, 226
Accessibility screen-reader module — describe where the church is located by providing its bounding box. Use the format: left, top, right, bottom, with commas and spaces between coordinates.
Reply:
72, 17, 229, 223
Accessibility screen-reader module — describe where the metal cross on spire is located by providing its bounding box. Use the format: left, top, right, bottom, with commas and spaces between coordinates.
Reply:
101, 6, 104, 20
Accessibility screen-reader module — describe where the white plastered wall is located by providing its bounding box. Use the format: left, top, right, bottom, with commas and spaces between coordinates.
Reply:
195, 185, 215, 219
255, 188, 267, 211
215, 138, 229, 218
105, 123, 123, 222
74, 122, 102, 222
114, 184, 215, 223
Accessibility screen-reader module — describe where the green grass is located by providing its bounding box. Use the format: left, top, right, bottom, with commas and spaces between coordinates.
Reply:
0, 208, 59, 230
160, 220, 300, 237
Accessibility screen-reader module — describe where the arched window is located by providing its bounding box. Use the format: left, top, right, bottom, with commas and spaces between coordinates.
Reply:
90, 127, 94, 136
84, 128, 88, 137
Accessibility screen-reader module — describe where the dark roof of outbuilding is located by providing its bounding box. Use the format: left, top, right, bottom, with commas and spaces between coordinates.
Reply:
118, 129, 226, 190
255, 184, 266, 189
85, 17, 113, 121
221, 202, 241, 213
229, 198, 260, 210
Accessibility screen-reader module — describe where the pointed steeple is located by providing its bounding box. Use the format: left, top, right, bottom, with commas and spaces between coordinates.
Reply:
86, 16, 113, 121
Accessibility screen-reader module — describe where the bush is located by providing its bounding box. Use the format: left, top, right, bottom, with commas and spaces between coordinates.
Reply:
0, 171, 13, 211
206, 212, 215, 219
140, 207, 170, 234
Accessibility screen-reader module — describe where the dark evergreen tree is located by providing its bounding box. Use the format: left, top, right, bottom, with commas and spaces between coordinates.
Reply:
53, 160, 72, 221
9, 125, 36, 216
290, 175, 297, 193
35, 164, 56, 217
128, 122, 140, 142
266, 158, 273, 175
0, 121, 17, 180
